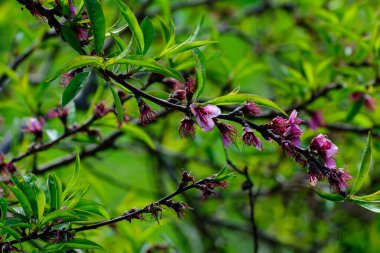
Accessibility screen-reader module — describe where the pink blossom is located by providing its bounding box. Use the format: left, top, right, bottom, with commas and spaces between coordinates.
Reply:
242, 126, 263, 151
185, 75, 197, 95
308, 111, 325, 130
60, 72, 74, 87
216, 122, 237, 147
327, 168, 352, 194
163, 78, 183, 90
284, 110, 303, 146
94, 101, 112, 117
0, 154, 16, 176
266, 110, 303, 146
241, 101, 261, 116
190, 104, 221, 131
309, 134, 338, 169
138, 99, 158, 125
169, 89, 187, 103
178, 117, 196, 139
308, 163, 325, 186
364, 95, 376, 111
24, 117, 44, 136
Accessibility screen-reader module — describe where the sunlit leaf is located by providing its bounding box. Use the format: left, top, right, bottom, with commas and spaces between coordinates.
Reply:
314, 188, 345, 202
62, 72, 90, 107
141, 17, 155, 55
205, 94, 286, 115
109, 56, 184, 81
113, 0, 144, 53
84, 0, 106, 54
42, 238, 104, 252
350, 132, 373, 195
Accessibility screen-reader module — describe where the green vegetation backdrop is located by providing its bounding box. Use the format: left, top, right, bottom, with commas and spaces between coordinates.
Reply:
0, 0, 379, 252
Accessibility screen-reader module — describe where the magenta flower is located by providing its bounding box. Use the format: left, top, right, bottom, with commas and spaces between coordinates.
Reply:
0, 154, 16, 176
169, 89, 187, 103
327, 168, 352, 194
284, 110, 303, 146
163, 78, 184, 90
185, 75, 197, 95
24, 117, 44, 136
308, 111, 325, 130
308, 163, 325, 186
216, 122, 237, 147
309, 134, 338, 169
178, 117, 196, 139
60, 72, 75, 87
190, 104, 221, 131
242, 126, 263, 151
138, 99, 158, 125
68, 0, 76, 18
242, 101, 261, 116
364, 95, 376, 111
94, 101, 112, 117
267, 110, 303, 146
350, 92, 376, 111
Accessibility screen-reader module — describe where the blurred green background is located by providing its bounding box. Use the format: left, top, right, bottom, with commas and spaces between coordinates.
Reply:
1, 0, 380, 252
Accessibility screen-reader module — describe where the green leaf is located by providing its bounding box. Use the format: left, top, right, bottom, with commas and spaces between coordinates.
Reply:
213, 167, 236, 182
348, 198, 380, 213
9, 186, 33, 217
62, 72, 90, 107
40, 210, 81, 225
46, 56, 103, 82
21, 174, 46, 220
109, 56, 184, 82
0, 224, 21, 240
122, 124, 155, 150
113, 0, 144, 53
193, 48, 206, 98
313, 188, 345, 202
42, 238, 104, 252
63, 149, 80, 199
48, 174, 63, 212
350, 132, 373, 195
346, 99, 363, 122
205, 94, 287, 115
74, 204, 109, 219
110, 85, 124, 124
0, 197, 7, 221
61, 25, 84, 54
84, 0, 106, 54
160, 41, 216, 58
141, 17, 155, 55
110, 32, 127, 51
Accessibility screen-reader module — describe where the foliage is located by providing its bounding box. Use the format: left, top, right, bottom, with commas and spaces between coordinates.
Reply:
0, 0, 380, 252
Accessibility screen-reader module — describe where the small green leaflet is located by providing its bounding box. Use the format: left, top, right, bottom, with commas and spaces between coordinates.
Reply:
41, 238, 104, 252
62, 25, 84, 54
350, 132, 373, 195
160, 41, 217, 58
113, 0, 144, 53
213, 167, 236, 182
110, 85, 124, 125
46, 56, 103, 82
313, 188, 345, 202
141, 17, 155, 55
193, 48, 206, 98
108, 56, 184, 82
48, 174, 63, 212
0, 197, 7, 220
84, 0, 106, 54
62, 72, 90, 107
204, 94, 287, 115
